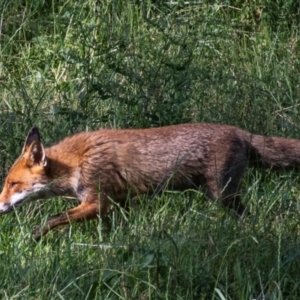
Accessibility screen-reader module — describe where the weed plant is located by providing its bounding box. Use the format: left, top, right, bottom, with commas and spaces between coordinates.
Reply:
0, 0, 300, 299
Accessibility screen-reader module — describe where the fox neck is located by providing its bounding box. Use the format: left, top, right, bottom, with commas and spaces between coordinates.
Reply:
44, 149, 79, 197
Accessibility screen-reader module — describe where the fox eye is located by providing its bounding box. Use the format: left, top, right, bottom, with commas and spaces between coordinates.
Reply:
8, 182, 18, 189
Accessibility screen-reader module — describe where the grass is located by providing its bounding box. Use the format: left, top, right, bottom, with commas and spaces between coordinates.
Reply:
0, 0, 300, 299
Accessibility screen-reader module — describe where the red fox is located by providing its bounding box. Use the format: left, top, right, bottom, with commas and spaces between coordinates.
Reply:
0, 123, 299, 239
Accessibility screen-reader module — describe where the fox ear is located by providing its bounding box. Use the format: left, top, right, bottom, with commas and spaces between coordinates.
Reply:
23, 127, 41, 153
26, 140, 47, 167
23, 127, 47, 167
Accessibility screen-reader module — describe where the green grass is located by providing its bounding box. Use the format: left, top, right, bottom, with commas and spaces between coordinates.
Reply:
0, 0, 300, 299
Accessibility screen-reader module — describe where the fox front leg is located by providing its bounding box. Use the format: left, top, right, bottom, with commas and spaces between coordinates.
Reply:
32, 191, 110, 240
31, 201, 100, 240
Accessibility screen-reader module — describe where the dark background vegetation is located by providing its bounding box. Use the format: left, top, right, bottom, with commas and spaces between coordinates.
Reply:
0, 0, 300, 299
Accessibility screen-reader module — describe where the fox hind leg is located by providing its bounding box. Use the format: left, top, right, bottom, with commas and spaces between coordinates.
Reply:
204, 159, 247, 217
204, 176, 246, 216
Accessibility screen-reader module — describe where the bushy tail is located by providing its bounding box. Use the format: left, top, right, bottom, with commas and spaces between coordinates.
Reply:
248, 134, 300, 170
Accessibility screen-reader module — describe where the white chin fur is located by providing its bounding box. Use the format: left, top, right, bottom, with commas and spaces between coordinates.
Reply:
0, 203, 11, 213
10, 190, 31, 206
0, 183, 47, 213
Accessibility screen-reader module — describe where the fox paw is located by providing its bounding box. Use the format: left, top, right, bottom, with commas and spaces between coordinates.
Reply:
31, 226, 48, 241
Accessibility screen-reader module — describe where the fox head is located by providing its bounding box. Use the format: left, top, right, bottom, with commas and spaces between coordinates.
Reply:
0, 127, 50, 213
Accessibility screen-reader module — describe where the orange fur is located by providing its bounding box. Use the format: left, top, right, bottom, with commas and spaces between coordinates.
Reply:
1, 123, 300, 239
